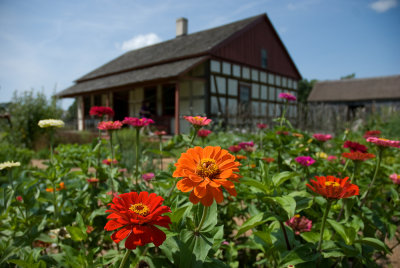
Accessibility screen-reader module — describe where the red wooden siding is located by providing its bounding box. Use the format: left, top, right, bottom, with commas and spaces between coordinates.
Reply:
212, 18, 300, 80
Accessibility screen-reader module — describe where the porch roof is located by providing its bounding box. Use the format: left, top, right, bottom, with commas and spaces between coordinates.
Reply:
56, 56, 207, 97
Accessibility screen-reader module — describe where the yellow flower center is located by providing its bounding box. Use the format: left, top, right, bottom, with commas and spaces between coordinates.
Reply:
196, 158, 220, 178
325, 181, 340, 187
295, 214, 300, 218
129, 203, 150, 216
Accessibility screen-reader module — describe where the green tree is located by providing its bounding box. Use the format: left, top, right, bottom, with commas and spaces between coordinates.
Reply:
8, 90, 63, 148
297, 79, 317, 103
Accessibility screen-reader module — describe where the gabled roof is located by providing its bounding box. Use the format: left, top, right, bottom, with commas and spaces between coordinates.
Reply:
308, 75, 400, 102
77, 14, 263, 82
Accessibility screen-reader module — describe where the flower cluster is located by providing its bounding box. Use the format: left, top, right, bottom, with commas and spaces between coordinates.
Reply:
38, 119, 65, 128
313, 133, 332, 142
0, 161, 21, 170
97, 121, 123, 131
366, 137, 400, 148
89, 106, 115, 117
342, 152, 375, 161
295, 156, 315, 166
184, 116, 212, 127
122, 117, 154, 128
307, 176, 359, 199
104, 191, 171, 249
278, 92, 297, 101
197, 129, 212, 138
173, 146, 241, 206
285, 215, 312, 235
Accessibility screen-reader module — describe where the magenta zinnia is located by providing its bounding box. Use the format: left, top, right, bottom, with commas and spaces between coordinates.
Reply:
389, 173, 400, 185
197, 129, 212, 137
295, 156, 315, 166
257, 123, 268, 129
122, 117, 154, 128
278, 92, 297, 101
104, 191, 171, 249
313, 133, 332, 142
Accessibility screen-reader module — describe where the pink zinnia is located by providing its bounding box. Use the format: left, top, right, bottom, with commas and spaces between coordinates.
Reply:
285, 215, 312, 235
122, 117, 154, 128
295, 156, 315, 166
343, 141, 368, 153
257, 123, 268, 129
184, 116, 212, 127
142, 173, 155, 182
278, 92, 297, 101
327, 155, 337, 162
228, 145, 241, 153
97, 121, 123, 131
197, 129, 212, 138
363, 130, 381, 139
389, 173, 400, 185
313, 133, 332, 142
89, 106, 115, 117
238, 141, 255, 152
103, 159, 118, 165
366, 137, 400, 148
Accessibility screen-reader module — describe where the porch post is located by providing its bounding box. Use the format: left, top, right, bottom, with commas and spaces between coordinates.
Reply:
175, 83, 180, 134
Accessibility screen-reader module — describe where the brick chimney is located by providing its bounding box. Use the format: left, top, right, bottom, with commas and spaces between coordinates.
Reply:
176, 17, 188, 37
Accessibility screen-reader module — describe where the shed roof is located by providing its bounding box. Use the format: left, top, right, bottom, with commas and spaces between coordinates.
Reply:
308, 75, 400, 102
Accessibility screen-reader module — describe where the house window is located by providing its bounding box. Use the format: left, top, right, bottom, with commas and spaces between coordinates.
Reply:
239, 84, 251, 115
261, 49, 268, 69
162, 84, 175, 116
242, 67, 250, 79
210, 60, 220, 73
222, 62, 231, 75
233, 65, 241, 77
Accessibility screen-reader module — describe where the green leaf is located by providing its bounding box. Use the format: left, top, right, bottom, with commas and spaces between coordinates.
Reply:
354, 237, 390, 253
327, 219, 356, 245
279, 244, 318, 267
272, 171, 295, 187
267, 196, 296, 219
240, 178, 269, 193
235, 213, 267, 238
66, 226, 87, 242
170, 204, 192, 224
198, 202, 217, 232
180, 229, 214, 265
75, 212, 86, 233
8, 259, 30, 268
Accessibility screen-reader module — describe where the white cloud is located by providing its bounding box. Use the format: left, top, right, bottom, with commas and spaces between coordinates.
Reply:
118, 33, 162, 51
369, 0, 398, 13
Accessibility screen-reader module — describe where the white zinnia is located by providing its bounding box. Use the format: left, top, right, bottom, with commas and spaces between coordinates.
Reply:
0, 161, 21, 170
38, 119, 65, 128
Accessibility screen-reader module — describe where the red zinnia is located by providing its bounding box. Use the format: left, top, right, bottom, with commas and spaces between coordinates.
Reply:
306, 176, 359, 199
343, 141, 368, 153
342, 152, 375, 161
103, 158, 118, 165
104, 191, 171, 250
89, 106, 115, 117
228, 145, 241, 153
363, 130, 381, 139
257, 123, 268, 129
197, 129, 212, 138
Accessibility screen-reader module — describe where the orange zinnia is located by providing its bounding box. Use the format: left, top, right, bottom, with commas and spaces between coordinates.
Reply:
173, 146, 241, 206
306, 176, 359, 200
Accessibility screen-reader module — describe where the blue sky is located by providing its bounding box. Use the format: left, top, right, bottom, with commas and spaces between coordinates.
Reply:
0, 0, 399, 109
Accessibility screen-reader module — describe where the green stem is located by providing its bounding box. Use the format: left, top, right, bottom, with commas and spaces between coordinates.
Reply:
50, 129, 54, 165
280, 101, 288, 127
52, 181, 59, 224
135, 128, 140, 185
318, 200, 332, 252
119, 249, 131, 268
196, 206, 209, 232
190, 126, 200, 146
361, 147, 383, 207
96, 127, 102, 178
159, 136, 163, 170
350, 161, 359, 184
342, 159, 349, 172
279, 221, 291, 250
109, 131, 115, 194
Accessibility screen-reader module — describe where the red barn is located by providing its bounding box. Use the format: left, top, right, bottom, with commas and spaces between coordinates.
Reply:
57, 13, 301, 133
